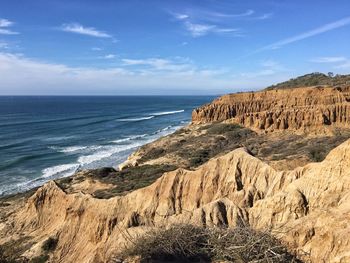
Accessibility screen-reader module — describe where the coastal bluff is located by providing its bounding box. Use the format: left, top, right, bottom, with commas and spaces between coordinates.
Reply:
192, 86, 350, 133
2, 139, 350, 262
2, 76, 350, 262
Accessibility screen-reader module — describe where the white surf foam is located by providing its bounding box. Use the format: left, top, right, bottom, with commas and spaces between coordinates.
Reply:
60, 146, 88, 153
152, 110, 184, 116
111, 134, 148, 143
117, 116, 154, 122
77, 141, 148, 165
43, 135, 76, 142
42, 163, 80, 178
62, 146, 88, 153
0, 122, 189, 197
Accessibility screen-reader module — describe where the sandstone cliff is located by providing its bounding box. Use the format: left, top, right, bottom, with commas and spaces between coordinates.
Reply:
2, 139, 350, 262
192, 86, 350, 133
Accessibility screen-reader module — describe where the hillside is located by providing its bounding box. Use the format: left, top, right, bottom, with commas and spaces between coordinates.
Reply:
265, 72, 350, 90
2, 139, 350, 262
1, 75, 350, 262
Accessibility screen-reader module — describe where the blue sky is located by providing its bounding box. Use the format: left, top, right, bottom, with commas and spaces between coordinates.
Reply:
0, 0, 350, 95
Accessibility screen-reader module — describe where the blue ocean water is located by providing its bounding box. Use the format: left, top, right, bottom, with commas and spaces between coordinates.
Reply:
0, 96, 215, 196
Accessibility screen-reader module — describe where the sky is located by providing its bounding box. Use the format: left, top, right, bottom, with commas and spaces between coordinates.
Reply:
0, 0, 350, 95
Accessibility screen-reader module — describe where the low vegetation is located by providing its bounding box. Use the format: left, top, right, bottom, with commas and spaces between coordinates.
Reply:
116, 224, 301, 262
139, 123, 253, 168
265, 72, 350, 90
42, 237, 58, 252
0, 236, 52, 263
54, 123, 350, 199
84, 164, 177, 198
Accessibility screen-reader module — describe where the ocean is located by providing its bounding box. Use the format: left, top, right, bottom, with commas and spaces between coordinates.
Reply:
0, 96, 215, 196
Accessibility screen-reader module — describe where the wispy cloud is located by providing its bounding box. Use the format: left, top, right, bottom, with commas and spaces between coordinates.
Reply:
335, 61, 350, 69
0, 52, 239, 95
310, 56, 347, 63
253, 13, 273, 20
122, 57, 194, 71
241, 60, 286, 78
170, 7, 270, 37
171, 8, 272, 23
200, 9, 255, 19
0, 19, 13, 27
184, 22, 213, 37
173, 13, 189, 20
0, 18, 19, 35
91, 47, 102, 51
0, 41, 9, 49
104, 54, 116, 59
184, 21, 240, 37
310, 56, 350, 70
263, 16, 350, 50
61, 23, 112, 38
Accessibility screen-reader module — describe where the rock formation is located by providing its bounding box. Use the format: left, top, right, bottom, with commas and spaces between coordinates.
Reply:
2, 139, 350, 262
192, 86, 350, 133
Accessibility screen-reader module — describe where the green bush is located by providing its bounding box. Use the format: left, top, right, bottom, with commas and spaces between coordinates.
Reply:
42, 237, 58, 252
266, 72, 350, 90
206, 123, 241, 135
91, 164, 177, 198
309, 146, 326, 162
30, 255, 49, 263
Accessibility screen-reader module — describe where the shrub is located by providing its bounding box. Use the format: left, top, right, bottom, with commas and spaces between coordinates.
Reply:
116, 224, 301, 262
309, 146, 326, 162
42, 237, 58, 252
265, 72, 350, 90
206, 123, 241, 135
30, 255, 49, 263
187, 149, 211, 167
91, 164, 177, 198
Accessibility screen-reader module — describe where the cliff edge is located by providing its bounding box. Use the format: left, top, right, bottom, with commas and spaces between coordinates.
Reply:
1, 139, 350, 262
192, 86, 350, 133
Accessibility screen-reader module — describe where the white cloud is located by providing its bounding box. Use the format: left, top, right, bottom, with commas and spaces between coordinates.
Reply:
184, 22, 215, 37
0, 29, 19, 35
310, 56, 347, 63
61, 23, 112, 38
91, 47, 102, 51
104, 54, 116, 59
0, 18, 18, 35
335, 62, 350, 69
0, 41, 9, 49
184, 21, 239, 37
0, 52, 243, 94
241, 60, 286, 78
0, 19, 13, 27
0, 52, 300, 95
253, 13, 273, 20
122, 57, 194, 71
169, 9, 248, 37
170, 8, 272, 23
263, 16, 350, 50
204, 9, 254, 19
309, 56, 350, 70
173, 13, 189, 20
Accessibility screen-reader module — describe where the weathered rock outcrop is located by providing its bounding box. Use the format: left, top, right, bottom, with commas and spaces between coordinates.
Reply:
192, 86, 350, 133
2, 139, 350, 262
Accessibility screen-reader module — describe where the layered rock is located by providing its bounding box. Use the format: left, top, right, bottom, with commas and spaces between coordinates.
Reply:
2, 139, 350, 262
192, 86, 350, 133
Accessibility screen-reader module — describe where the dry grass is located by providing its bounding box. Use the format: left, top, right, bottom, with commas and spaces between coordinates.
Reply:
116, 224, 301, 263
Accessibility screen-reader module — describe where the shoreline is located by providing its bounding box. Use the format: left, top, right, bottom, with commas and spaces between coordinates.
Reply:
0, 122, 189, 198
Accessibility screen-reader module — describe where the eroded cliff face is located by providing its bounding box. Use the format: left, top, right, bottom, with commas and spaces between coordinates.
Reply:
192, 87, 350, 133
2, 140, 350, 262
